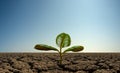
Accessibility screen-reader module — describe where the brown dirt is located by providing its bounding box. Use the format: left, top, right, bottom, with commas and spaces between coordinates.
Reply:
0, 53, 120, 73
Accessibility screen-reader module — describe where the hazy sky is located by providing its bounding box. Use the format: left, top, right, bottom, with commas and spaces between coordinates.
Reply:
0, 0, 120, 52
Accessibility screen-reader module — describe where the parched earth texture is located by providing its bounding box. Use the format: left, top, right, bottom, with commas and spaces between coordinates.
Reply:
0, 53, 120, 73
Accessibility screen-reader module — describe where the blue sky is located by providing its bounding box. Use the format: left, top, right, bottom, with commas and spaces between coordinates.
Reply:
0, 0, 120, 52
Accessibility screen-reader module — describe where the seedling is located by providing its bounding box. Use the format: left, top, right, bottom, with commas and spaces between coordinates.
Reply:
34, 33, 84, 64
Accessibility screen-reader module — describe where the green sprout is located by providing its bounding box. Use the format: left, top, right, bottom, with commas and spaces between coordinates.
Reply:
34, 33, 84, 64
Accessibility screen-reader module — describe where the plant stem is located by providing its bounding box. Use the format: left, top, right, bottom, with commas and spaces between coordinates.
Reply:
59, 47, 62, 65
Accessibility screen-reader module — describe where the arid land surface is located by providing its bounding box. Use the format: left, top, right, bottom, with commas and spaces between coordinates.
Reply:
0, 53, 120, 73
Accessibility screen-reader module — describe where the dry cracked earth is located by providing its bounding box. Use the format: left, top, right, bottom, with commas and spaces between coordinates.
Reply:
0, 53, 120, 73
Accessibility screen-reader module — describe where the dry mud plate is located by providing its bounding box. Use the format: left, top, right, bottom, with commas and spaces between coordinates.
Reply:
0, 53, 120, 73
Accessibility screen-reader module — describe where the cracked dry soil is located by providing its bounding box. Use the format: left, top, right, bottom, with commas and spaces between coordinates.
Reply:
0, 53, 120, 73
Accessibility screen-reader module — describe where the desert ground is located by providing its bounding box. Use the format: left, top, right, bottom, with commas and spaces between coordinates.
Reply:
0, 53, 120, 73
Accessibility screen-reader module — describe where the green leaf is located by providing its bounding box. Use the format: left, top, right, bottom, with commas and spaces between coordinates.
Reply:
63, 46, 84, 53
34, 44, 58, 51
56, 33, 71, 48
